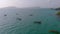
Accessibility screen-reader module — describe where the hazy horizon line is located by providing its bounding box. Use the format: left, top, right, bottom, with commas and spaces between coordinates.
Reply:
0, 6, 59, 9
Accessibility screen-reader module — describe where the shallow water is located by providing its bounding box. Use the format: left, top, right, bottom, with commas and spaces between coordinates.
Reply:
0, 8, 60, 34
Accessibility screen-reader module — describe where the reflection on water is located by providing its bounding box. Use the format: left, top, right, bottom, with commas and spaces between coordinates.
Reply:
0, 7, 60, 34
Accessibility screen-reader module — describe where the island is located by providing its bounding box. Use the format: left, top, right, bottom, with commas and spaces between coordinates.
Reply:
56, 11, 60, 15
55, 8, 60, 10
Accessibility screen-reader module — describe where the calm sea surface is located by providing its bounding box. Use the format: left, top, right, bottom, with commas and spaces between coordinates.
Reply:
0, 8, 60, 34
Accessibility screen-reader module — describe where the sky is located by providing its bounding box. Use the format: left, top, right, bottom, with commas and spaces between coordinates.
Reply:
0, 0, 60, 8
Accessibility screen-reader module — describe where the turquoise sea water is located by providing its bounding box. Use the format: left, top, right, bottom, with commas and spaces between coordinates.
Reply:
0, 8, 60, 34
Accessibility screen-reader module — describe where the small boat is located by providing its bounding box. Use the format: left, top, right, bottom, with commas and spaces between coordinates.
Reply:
17, 18, 22, 21
34, 21, 41, 24
4, 14, 7, 16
